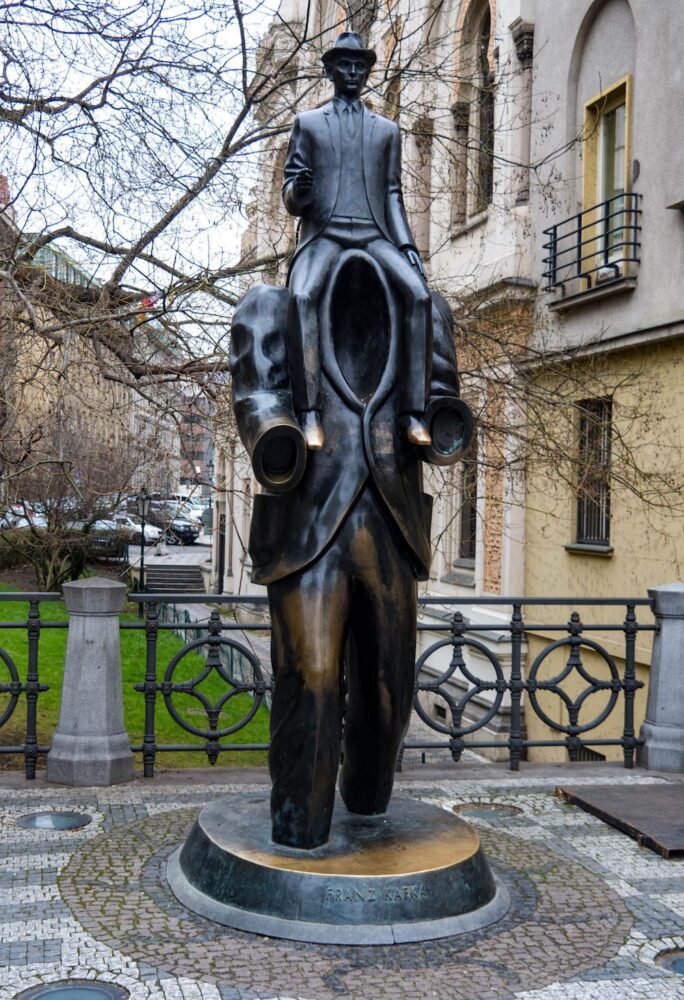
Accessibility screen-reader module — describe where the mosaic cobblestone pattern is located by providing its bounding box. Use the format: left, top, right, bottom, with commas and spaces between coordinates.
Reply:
0, 774, 682, 999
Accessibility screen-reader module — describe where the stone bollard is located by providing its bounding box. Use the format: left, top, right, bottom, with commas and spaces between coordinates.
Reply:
47, 577, 134, 785
639, 583, 684, 772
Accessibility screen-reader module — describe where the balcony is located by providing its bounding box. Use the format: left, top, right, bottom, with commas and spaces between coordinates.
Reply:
542, 193, 642, 308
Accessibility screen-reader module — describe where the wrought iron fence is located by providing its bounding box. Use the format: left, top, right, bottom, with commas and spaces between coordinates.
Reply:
129, 593, 654, 776
0, 590, 655, 776
0, 592, 61, 777
542, 192, 642, 293
126, 598, 272, 776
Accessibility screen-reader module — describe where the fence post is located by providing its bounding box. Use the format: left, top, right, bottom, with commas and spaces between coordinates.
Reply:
47, 577, 134, 785
639, 583, 684, 772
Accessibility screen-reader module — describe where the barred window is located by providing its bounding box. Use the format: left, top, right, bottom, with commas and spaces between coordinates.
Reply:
576, 398, 611, 545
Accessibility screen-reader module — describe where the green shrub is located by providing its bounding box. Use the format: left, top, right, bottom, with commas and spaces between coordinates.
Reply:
0, 529, 31, 570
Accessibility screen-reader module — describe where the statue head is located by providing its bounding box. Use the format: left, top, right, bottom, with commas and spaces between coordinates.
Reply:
322, 32, 376, 100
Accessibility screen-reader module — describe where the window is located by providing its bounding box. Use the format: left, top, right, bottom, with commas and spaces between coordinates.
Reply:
475, 9, 495, 212
583, 77, 632, 265
450, 2, 495, 227
437, 436, 477, 586
575, 398, 611, 546
458, 443, 478, 561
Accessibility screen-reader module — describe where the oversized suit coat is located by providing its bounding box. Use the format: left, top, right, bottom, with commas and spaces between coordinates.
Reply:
230, 276, 462, 588
282, 101, 415, 257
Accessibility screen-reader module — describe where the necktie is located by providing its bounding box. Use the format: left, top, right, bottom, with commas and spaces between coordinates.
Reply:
343, 104, 357, 140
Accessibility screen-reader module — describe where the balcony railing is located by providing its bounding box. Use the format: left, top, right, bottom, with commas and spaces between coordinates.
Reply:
542, 193, 642, 294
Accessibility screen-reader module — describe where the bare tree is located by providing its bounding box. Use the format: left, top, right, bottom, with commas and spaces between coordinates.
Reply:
0, 0, 678, 596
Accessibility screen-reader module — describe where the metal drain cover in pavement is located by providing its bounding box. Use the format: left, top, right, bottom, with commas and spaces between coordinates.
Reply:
656, 949, 684, 975
16, 812, 92, 831
17, 982, 128, 999
454, 803, 523, 821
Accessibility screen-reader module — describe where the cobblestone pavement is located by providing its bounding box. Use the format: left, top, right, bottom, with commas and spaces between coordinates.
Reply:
1, 768, 683, 999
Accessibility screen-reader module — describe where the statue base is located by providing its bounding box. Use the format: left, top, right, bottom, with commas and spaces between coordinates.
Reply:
167, 793, 509, 945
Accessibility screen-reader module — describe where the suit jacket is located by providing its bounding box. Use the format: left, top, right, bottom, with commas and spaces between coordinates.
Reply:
282, 101, 415, 256
230, 266, 464, 587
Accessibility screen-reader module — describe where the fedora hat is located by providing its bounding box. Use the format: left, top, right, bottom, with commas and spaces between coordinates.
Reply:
321, 31, 376, 69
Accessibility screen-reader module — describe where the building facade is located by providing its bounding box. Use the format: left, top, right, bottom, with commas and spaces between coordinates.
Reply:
215, 0, 684, 759
523, 0, 684, 758
0, 185, 181, 513
213, 0, 541, 750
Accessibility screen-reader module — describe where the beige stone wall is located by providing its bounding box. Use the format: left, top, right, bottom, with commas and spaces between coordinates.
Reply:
523, 336, 684, 760
0, 284, 178, 497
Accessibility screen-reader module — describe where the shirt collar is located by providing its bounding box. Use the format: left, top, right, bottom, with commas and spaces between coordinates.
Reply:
334, 97, 362, 114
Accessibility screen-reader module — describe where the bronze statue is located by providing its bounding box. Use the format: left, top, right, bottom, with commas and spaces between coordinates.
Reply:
284, 32, 432, 451
230, 32, 472, 850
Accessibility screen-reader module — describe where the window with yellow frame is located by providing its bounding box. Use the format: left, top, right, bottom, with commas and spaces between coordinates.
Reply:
582, 76, 633, 268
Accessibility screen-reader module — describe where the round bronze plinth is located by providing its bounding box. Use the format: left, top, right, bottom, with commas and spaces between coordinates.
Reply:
167, 793, 509, 944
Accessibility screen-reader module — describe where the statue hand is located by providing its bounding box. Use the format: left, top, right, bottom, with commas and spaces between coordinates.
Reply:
294, 168, 314, 196
404, 247, 426, 279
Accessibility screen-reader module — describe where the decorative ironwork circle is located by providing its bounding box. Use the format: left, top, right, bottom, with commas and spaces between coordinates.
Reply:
0, 645, 21, 727
413, 636, 506, 736
17, 982, 129, 999
162, 634, 266, 739
16, 812, 92, 831
527, 635, 621, 734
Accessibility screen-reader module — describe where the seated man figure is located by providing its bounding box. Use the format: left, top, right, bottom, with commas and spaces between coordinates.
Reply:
283, 31, 433, 450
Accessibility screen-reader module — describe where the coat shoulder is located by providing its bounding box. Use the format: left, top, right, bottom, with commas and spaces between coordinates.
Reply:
296, 104, 333, 129
366, 108, 400, 135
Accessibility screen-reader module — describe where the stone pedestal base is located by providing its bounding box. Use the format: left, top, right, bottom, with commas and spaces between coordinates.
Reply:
47, 731, 134, 786
639, 585, 684, 774
47, 578, 134, 787
167, 793, 509, 944
639, 721, 684, 773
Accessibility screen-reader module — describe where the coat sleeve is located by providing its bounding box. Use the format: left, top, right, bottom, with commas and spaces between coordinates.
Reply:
282, 116, 313, 217
384, 122, 417, 250
429, 292, 460, 398
421, 292, 474, 467
230, 284, 307, 493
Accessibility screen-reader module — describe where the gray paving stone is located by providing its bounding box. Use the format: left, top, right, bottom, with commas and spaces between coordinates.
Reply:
0, 769, 683, 1000
0, 902, 70, 923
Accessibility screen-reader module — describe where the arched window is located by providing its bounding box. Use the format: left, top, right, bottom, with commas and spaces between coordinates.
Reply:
450, 1, 496, 226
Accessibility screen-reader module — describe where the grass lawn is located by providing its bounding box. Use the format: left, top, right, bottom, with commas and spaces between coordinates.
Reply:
0, 584, 269, 771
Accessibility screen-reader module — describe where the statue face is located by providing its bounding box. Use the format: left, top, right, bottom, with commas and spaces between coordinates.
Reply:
325, 56, 369, 100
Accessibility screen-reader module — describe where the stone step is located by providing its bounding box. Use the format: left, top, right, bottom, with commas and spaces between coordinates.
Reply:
144, 565, 205, 594
145, 566, 202, 579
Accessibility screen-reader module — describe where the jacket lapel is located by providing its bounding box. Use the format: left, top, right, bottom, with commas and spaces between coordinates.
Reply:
323, 102, 341, 172
362, 108, 377, 191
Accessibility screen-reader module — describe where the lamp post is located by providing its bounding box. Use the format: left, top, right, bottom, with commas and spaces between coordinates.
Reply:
136, 488, 151, 618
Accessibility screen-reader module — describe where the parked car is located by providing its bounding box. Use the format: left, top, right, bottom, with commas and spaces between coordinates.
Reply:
85, 519, 132, 559
163, 498, 203, 526
0, 506, 47, 529
161, 516, 200, 546
145, 504, 200, 542
114, 515, 162, 545
87, 518, 133, 539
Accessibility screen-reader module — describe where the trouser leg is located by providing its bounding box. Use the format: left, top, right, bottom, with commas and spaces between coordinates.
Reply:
268, 554, 350, 848
338, 491, 418, 815
366, 239, 433, 414
287, 239, 342, 413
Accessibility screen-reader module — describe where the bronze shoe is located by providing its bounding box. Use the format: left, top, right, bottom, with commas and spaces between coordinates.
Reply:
301, 410, 325, 450
403, 415, 432, 447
